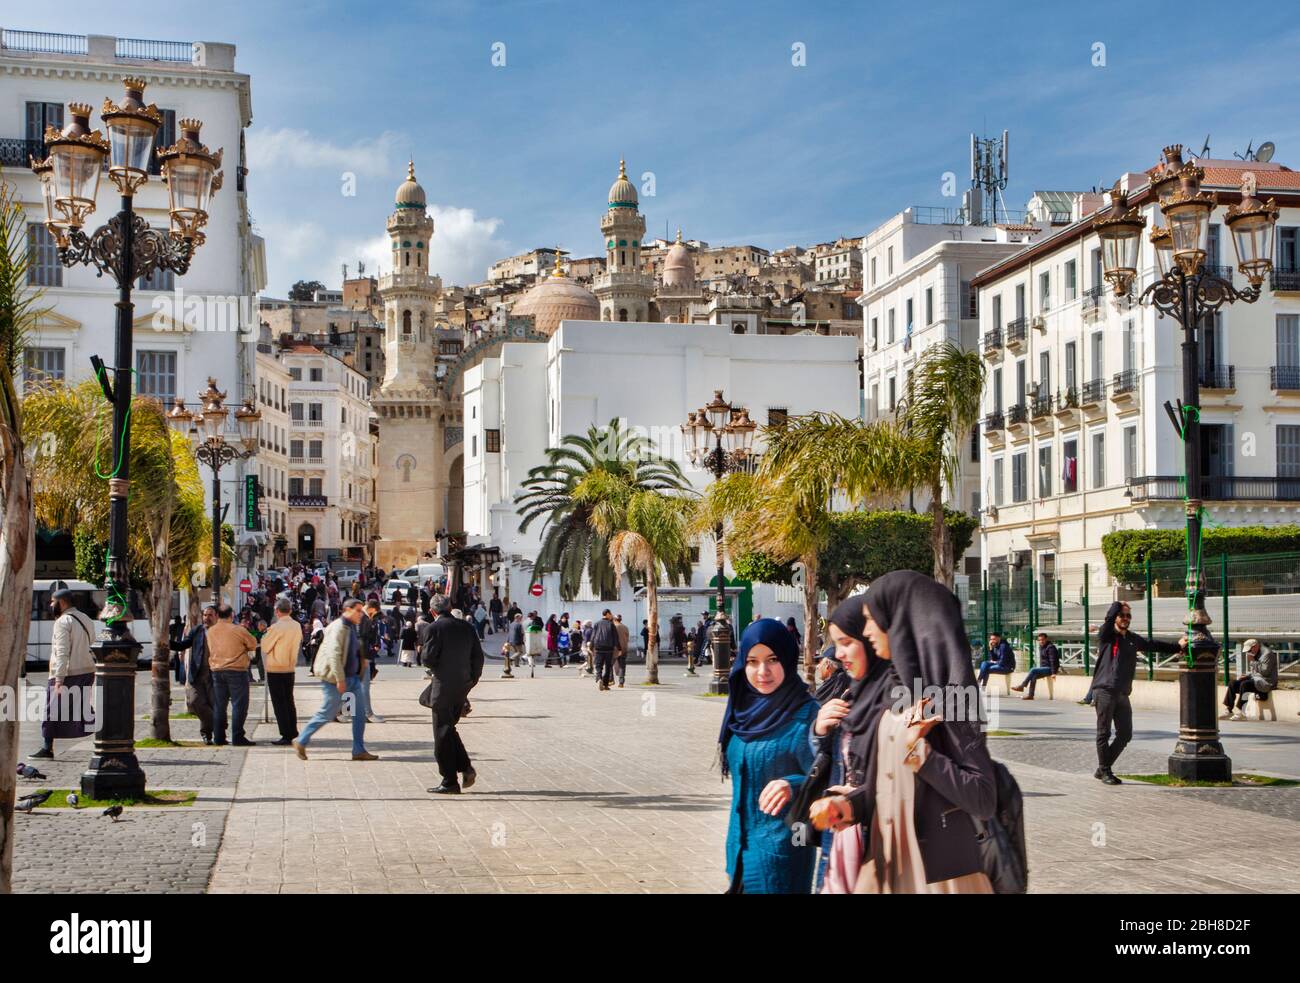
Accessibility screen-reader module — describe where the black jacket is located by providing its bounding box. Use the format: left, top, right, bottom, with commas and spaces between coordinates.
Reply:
1038, 642, 1060, 674
421, 613, 484, 708
589, 617, 620, 653
1093, 601, 1181, 695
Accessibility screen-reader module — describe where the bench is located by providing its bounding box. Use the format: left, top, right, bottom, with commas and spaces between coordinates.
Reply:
1246, 690, 1277, 722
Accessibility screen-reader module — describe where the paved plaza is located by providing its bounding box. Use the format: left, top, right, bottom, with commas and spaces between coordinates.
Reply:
12, 656, 1300, 894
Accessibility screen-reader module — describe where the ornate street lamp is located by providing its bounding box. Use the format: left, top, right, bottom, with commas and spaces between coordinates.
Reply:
681, 390, 753, 693
169, 382, 260, 606
1093, 146, 1278, 782
32, 79, 221, 800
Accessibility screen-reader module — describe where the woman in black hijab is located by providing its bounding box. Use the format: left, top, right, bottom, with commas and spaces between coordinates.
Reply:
810, 570, 997, 893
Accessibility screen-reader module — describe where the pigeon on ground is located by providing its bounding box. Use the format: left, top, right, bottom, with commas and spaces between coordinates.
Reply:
16, 763, 47, 780
66, 793, 79, 809
102, 804, 124, 821
16, 789, 52, 810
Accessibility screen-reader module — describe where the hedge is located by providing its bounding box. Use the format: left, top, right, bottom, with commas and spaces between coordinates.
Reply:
1101, 525, 1300, 585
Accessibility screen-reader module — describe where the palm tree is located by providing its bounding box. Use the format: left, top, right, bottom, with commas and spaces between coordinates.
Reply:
574, 471, 693, 684
0, 175, 38, 894
697, 412, 924, 680
900, 342, 986, 588
516, 419, 692, 600
24, 381, 208, 741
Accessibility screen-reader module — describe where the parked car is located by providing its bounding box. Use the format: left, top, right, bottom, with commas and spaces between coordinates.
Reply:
383, 579, 413, 604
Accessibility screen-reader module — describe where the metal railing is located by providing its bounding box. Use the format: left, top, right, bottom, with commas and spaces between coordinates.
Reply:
1056, 386, 1080, 411
1200, 263, 1234, 282
983, 411, 1005, 433
1006, 316, 1028, 345
0, 137, 46, 168
1111, 368, 1136, 395
1006, 403, 1027, 426
1030, 392, 1053, 418
1200, 364, 1235, 390
1128, 475, 1300, 502
1272, 268, 1300, 292
1271, 365, 1300, 391
1, 30, 87, 55
1081, 378, 1106, 404
115, 37, 194, 62
288, 495, 329, 508
982, 328, 1002, 351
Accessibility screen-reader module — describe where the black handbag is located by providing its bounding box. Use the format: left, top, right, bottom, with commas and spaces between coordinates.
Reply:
785, 748, 833, 840
973, 761, 1028, 894
418, 683, 434, 709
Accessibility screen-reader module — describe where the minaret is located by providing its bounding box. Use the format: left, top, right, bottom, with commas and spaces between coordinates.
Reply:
593, 159, 654, 321
380, 161, 440, 390
373, 161, 449, 570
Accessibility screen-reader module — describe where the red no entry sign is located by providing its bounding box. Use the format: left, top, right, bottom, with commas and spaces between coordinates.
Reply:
529, 582, 543, 597
239, 578, 252, 593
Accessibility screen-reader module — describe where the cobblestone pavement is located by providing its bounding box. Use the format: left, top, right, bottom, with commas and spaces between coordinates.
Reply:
13, 658, 1300, 893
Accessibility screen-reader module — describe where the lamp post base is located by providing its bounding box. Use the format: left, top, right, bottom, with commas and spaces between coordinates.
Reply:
708, 621, 732, 695
1167, 667, 1232, 783
81, 630, 146, 800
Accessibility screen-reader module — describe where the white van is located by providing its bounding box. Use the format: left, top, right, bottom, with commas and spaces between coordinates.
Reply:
401, 563, 446, 586
28, 579, 175, 669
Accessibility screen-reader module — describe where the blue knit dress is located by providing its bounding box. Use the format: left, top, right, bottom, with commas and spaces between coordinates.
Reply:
724, 700, 818, 894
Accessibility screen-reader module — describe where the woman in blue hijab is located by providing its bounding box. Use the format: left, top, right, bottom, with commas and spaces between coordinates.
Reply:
719, 618, 818, 894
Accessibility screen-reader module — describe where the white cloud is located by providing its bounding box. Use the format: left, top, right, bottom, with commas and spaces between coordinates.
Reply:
247, 128, 405, 179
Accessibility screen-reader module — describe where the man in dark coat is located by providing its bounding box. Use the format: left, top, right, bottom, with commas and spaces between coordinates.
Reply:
173, 605, 218, 745
1092, 600, 1185, 785
589, 609, 621, 692
1012, 631, 1060, 700
422, 595, 484, 794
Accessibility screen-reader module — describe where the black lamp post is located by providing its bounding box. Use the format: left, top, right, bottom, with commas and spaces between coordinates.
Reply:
1094, 146, 1279, 782
168, 381, 261, 606
681, 390, 756, 694
32, 80, 221, 799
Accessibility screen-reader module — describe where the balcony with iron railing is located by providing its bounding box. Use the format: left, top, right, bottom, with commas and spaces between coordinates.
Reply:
288, 495, 329, 508
982, 327, 1002, 354
1006, 403, 1028, 428
1081, 284, 1105, 319
1005, 317, 1028, 347
1030, 392, 1053, 419
1271, 365, 1300, 391
1272, 267, 1300, 292
1080, 379, 1106, 405
1200, 263, 1234, 282
1128, 475, 1300, 502
1200, 364, 1235, 390
983, 410, 1005, 433
1111, 368, 1137, 397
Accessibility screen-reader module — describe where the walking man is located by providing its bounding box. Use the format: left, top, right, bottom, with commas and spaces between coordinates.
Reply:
174, 605, 217, 744
1092, 600, 1185, 785
294, 599, 377, 761
613, 613, 630, 688
590, 609, 620, 692
206, 604, 259, 747
423, 596, 484, 794
507, 613, 527, 676
32, 589, 96, 759
260, 597, 302, 746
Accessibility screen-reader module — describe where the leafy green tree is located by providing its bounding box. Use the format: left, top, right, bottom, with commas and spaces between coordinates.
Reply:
288, 279, 324, 302
900, 341, 986, 587
0, 175, 38, 893
25, 382, 208, 740
516, 419, 692, 601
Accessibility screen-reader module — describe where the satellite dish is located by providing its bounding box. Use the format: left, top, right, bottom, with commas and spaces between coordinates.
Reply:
1257, 142, 1275, 163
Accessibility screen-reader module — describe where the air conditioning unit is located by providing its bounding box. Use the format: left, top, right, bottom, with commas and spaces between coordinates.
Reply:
1011, 549, 1031, 570
1031, 315, 1046, 332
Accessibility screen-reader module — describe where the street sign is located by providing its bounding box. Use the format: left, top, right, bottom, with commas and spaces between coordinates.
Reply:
239, 578, 252, 593
529, 582, 543, 597
244, 475, 261, 531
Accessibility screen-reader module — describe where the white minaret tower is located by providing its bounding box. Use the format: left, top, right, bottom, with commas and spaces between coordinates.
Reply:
380, 161, 441, 389
593, 159, 654, 321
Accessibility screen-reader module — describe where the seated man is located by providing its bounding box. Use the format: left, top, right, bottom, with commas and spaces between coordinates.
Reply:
1012, 631, 1059, 700
977, 631, 1016, 687
1221, 638, 1278, 721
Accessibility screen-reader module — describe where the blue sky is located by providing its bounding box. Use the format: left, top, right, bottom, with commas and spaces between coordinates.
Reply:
18, 0, 1300, 294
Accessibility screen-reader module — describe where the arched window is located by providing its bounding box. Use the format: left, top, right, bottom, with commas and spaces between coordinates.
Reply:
402, 310, 412, 334
618, 308, 628, 322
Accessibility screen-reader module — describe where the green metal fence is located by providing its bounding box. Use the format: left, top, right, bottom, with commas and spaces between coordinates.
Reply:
962, 551, 1300, 684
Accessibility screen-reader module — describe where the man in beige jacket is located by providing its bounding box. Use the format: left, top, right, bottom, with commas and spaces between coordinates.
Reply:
33, 588, 96, 758
613, 614, 631, 689
206, 605, 259, 746
260, 597, 302, 745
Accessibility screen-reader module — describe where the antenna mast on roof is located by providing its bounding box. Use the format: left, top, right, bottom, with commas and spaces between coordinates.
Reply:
970, 130, 1010, 225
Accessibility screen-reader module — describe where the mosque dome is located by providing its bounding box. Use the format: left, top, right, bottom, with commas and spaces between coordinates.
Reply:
607, 158, 638, 208
395, 160, 426, 209
661, 229, 695, 289
512, 255, 600, 336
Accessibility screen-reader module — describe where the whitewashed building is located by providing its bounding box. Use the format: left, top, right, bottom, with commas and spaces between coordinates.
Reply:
4, 28, 263, 560
463, 321, 860, 627
971, 156, 1300, 592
